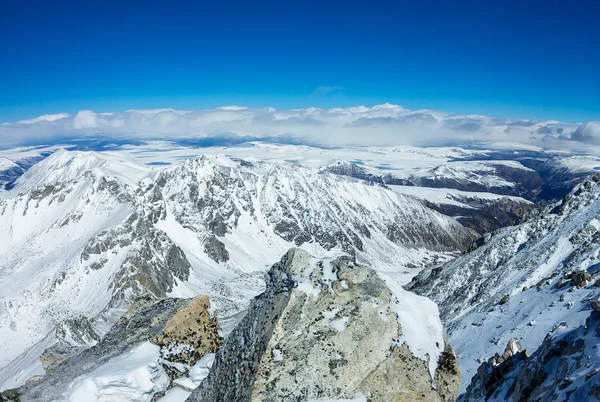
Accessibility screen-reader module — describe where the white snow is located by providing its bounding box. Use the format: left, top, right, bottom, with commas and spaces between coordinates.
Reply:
520, 236, 574, 291
0, 157, 19, 170
0, 331, 54, 391
60, 342, 169, 402
379, 273, 445, 381
272, 349, 284, 362
322, 308, 349, 332
390, 185, 531, 208
172, 353, 214, 391
329, 317, 349, 332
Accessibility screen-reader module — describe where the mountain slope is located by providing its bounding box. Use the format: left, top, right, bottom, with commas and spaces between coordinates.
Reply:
0, 150, 474, 391
460, 310, 600, 402
409, 173, 600, 391
10, 148, 152, 191
390, 185, 533, 234
0, 146, 62, 190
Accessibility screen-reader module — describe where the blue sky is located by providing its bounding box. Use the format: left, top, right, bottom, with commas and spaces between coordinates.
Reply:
1, 0, 598, 123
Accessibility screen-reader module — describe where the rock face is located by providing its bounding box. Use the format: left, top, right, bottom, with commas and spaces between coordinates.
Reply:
420, 196, 532, 235
459, 312, 600, 402
152, 296, 221, 366
188, 249, 460, 402
458, 339, 527, 401
5, 296, 220, 402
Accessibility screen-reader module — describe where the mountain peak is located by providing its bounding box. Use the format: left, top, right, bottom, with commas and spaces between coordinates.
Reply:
11, 149, 151, 192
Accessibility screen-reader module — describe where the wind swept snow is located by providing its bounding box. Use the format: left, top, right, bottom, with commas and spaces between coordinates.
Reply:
60, 342, 168, 402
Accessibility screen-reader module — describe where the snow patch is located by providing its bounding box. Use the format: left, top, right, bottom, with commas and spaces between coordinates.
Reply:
380, 273, 445, 381
60, 342, 168, 402
156, 387, 191, 402
272, 349, 284, 362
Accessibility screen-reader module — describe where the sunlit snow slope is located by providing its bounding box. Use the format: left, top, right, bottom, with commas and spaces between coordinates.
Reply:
409, 174, 600, 391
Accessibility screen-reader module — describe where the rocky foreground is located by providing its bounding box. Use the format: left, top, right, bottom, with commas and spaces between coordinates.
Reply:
1, 249, 460, 402
1, 296, 220, 401
189, 248, 460, 402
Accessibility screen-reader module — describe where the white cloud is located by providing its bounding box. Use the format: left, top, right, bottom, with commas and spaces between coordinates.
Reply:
571, 121, 600, 144
0, 104, 595, 151
17, 113, 70, 125
216, 105, 249, 111
72, 110, 101, 129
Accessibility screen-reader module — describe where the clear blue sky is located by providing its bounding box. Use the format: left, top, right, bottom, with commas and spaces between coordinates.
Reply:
1, 0, 598, 123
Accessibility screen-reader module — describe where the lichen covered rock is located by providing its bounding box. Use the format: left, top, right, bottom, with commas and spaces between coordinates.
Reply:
188, 249, 460, 402
152, 295, 222, 366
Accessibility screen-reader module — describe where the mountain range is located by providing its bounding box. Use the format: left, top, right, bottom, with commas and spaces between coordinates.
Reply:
1, 144, 599, 401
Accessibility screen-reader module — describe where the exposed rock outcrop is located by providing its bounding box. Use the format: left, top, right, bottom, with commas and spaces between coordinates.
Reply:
421, 197, 533, 235
40, 315, 102, 372
152, 295, 221, 366
459, 312, 600, 402
569, 269, 592, 288
188, 249, 460, 402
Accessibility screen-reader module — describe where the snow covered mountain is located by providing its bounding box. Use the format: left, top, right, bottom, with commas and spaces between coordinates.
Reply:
460, 309, 600, 402
319, 153, 599, 234
409, 173, 600, 393
0, 146, 63, 190
319, 154, 600, 204
0, 149, 474, 391
12, 149, 152, 190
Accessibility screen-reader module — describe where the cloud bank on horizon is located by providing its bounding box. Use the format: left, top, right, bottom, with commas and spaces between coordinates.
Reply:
1, 104, 599, 151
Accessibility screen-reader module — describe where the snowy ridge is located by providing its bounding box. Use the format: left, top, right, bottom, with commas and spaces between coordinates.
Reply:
390, 185, 532, 209
0, 157, 19, 170
0, 146, 68, 190
409, 173, 600, 391
60, 342, 169, 402
0, 173, 135, 371
11, 148, 152, 191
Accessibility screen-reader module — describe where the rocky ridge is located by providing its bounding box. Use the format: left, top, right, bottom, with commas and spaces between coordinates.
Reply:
409, 173, 600, 391
188, 248, 460, 402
